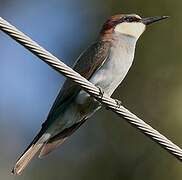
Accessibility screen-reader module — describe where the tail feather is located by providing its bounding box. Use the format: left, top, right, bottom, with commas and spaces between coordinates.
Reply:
12, 133, 50, 175
12, 119, 87, 175
39, 138, 67, 158
12, 143, 44, 175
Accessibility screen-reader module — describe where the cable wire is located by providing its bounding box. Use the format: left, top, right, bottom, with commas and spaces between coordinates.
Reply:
0, 17, 182, 161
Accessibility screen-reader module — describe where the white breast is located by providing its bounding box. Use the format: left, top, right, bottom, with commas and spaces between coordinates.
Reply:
90, 34, 137, 96
76, 33, 137, 106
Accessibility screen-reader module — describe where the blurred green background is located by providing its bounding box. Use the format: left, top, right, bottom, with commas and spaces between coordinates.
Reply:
0, 0, 182, 179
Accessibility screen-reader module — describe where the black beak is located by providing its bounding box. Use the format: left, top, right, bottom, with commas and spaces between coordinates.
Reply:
141, 16, 169, 25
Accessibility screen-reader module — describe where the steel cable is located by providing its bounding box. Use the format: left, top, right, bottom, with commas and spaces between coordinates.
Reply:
0, 17, 182, 161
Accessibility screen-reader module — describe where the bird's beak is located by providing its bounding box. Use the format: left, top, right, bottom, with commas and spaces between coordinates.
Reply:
141, 16, 169, 25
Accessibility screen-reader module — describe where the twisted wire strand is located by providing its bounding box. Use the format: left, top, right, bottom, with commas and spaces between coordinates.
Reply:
0, 17, 182, 161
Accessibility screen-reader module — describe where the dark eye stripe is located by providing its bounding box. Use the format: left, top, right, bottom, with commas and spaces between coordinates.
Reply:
123, 16, 140, 22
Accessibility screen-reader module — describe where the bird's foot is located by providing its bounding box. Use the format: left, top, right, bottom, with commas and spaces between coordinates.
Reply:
97, 86, 104, 99
105, 99, 122, 110
114, 99, 122, 108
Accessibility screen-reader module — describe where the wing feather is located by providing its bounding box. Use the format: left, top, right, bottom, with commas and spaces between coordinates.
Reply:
49, 41, 111, 116
38, 41, 111, 155
12, 40, 111, 175
21, 40, 111, 149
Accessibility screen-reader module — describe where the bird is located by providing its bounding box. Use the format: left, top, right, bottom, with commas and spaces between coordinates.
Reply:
12, 14, 169, 175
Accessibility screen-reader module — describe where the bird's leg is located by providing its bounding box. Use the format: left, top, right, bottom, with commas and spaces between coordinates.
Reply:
96, 86, 122, 109
105, 99, 122, 110
96, 86, 104, 99
114, 99, 122, 108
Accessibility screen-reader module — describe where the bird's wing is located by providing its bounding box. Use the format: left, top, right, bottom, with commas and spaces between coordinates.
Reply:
37, 41, 111, 156
48, 40, 111, 118
38, 40, 111, 155
12, 41, 111, 175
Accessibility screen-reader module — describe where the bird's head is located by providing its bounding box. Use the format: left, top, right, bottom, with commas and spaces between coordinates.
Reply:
100, 14, 169, 40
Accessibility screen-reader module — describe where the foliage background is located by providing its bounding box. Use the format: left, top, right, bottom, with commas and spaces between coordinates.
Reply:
0, 0, 181, 179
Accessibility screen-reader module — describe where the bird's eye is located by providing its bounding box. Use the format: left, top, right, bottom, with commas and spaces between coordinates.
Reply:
123, 17, 135, 22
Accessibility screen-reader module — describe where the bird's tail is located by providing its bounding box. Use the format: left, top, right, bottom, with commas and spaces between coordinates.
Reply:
12, 133, 50, 175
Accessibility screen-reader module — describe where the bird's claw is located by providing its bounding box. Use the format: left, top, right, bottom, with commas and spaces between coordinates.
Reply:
96, 86, 122, 109
114, 99, 122, 108
105, 99, 122, 110
97, 86, 104, 99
